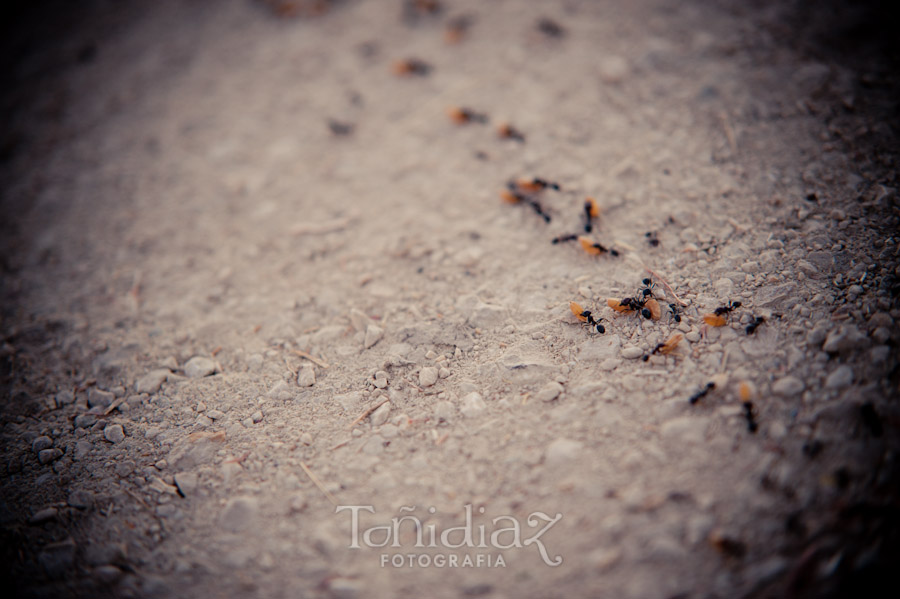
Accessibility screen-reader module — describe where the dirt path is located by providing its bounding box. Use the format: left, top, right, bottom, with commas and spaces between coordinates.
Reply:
2, 1, 898, 597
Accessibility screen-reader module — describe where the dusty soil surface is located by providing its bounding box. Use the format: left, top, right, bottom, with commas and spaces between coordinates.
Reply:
2, 1, 899, 598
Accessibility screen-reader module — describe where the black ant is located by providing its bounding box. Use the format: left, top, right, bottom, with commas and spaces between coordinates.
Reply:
537, 17, 565, 38
392, 58, 432, 76
551, 234, 578, 244
577, 237, 620, 257
742, 401, 758, 433
645, 231, 659, 247
618, 295, 652, 319
583, 198, 599, 233
669, 304, 682, 323
689, 382, 715, 405
582, 311, 605, 334
714, 301, 742, 316
745, 316, 765, 335
570, 301, 605, 333
639, 278, 656, 298
447, 106, 488, 124
502, 184, 552, 223
518, 177, 560, 192
496, 123, 525, 142
327, 119, 354, 136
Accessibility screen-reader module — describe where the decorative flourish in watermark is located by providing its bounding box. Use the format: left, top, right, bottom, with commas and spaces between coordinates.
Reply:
335, 504, 563, 567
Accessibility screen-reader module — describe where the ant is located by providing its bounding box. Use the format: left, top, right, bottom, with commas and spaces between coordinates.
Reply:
570, 301, 605, 333
639, 278, 656, 298
704, 300, 742, 327
448, 106, 488, 124
514, 177, 561, 192
392, 58, 432, 76
668, 304, 682, 323
745, 316, 765, 335
501, 186, 551, 223
551, 234, 578, 244
444, 14, 473, 44
742, 401, 758, 433
578, 236, 619, 257
689, 382, 715, 405
583, 198, 599, 233
497, 123, 525, 142
645, 231, 659, 247
642, 333, 682, 361
618, 295, 651, 319
537, 17, 565, 38
714, 301, 742, 316
327, 119, 354, 136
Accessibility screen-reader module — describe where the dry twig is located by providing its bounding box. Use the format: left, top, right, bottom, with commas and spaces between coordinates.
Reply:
300, 461, 338, 506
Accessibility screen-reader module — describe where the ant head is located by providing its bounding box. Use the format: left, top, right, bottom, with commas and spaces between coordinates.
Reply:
642, 278, 651, 285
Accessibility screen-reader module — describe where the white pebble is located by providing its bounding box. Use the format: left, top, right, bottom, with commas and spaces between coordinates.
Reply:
620, 346, 644, 360
459, 392, 486, 418
104, 424, 125, 444
298, 364, 316, 387
419, 367, 439, 387
535, 382, 563, 402
364, 325, 384, 349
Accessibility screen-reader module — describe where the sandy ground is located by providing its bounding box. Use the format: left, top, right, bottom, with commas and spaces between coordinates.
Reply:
2, 0, 899, 597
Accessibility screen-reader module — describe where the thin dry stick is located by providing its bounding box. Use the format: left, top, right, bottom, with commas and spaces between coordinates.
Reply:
348, 398, 389, 429
719, 110, 738, 155
300, 461, 338, 506
290, 349, 330, 368
645, 267, 688, 306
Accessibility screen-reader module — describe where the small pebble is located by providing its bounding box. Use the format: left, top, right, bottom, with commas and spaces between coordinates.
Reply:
104, 424, 126, 444
184, 356, 217, 378
434, 400, 456, 422
87, 388, 114, 408
29, 507, 58, 525
460, 392, 487, 417
39, 448, 64, 464
621, 346, 644, 360
364, 325, 384, 349
370, 401, 391, 426
134, 370, 170, 394
114, 460, 134, 477
545, 438, 582, 466
598, 358, 620, 371
298, 364, 316, 387
824, 365, 854, 389
32, 436, 53, 453
349, 308, 372, 332
439, 367, 451, 379
535, 382, 563, 402
373, 371, 388, 389
772, 376, 805, 397
75, 414, 97, 428
267, 381, 294, 400
251, 411, 264, 423
419, 367, 439, 387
